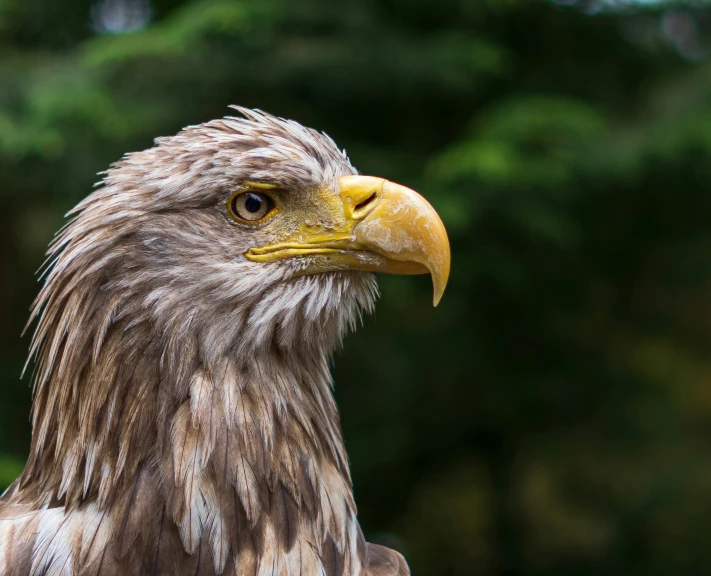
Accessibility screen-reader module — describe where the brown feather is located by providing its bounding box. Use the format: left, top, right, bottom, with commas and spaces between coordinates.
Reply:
270, 482, 299, 553
365, 544, 410, 576
114, 462, 161, 558
322, 534, 347, 576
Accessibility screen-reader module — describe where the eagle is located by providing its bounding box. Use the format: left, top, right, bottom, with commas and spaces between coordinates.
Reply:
0, 108, 450, 576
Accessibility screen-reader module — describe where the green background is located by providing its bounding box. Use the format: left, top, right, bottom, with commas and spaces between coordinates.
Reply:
3, 0, 711, 573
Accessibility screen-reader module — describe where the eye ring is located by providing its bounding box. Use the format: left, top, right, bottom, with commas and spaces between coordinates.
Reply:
227, 190, 278, 225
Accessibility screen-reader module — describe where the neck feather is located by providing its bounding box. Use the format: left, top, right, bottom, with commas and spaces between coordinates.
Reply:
12, 268, 375, 575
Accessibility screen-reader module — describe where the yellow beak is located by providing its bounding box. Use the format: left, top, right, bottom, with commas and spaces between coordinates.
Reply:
245, 175, 451, 306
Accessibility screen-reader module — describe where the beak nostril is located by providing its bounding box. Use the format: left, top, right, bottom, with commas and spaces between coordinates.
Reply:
354, 191, 378, 213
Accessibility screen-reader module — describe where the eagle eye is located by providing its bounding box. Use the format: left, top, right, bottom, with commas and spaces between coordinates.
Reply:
227, 191, 277, 224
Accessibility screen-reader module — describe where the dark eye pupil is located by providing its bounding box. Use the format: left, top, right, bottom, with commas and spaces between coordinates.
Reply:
244, 194, 262, 213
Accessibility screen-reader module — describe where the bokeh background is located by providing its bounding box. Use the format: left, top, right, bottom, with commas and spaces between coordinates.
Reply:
3, 0, 711, 573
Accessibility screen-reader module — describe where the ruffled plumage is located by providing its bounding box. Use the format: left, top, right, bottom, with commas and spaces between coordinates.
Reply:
0, 108, 407, 576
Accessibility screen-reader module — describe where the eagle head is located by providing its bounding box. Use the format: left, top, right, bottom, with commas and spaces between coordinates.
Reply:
38, 107, 449, 360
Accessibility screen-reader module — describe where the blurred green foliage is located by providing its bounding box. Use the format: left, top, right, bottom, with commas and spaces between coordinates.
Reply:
0, 455, 23, 491
3, 0, 711, 574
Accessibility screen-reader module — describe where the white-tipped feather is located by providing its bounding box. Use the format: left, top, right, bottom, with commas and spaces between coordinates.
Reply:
31, 508, 76, 576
